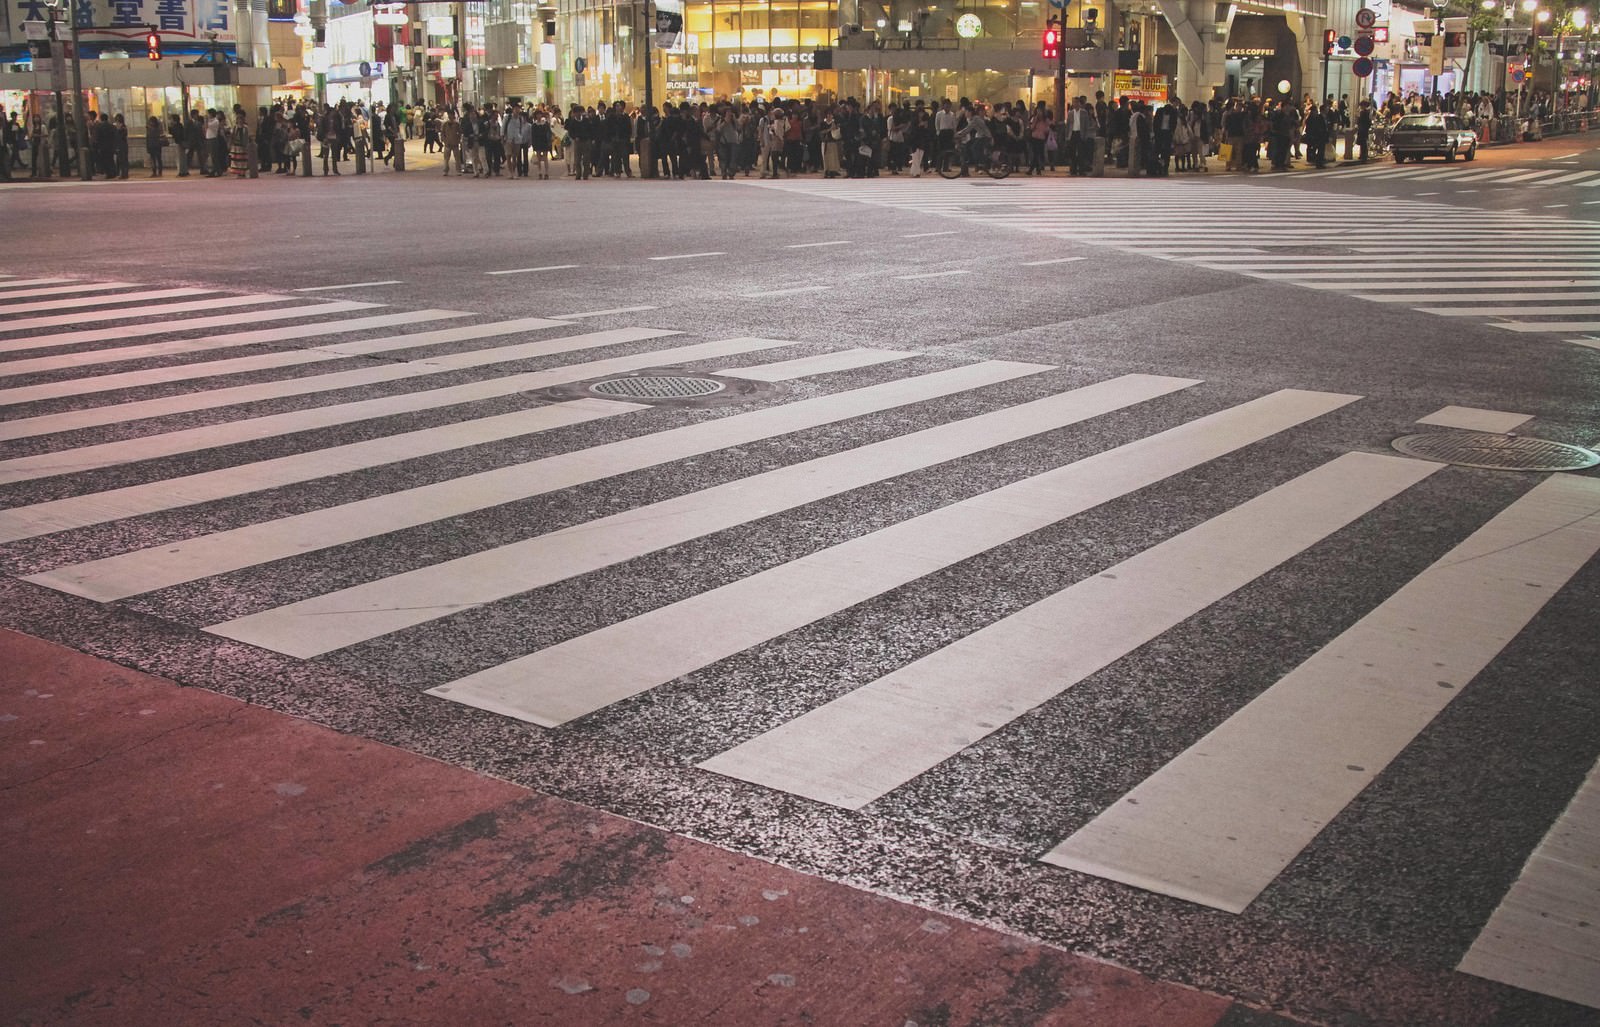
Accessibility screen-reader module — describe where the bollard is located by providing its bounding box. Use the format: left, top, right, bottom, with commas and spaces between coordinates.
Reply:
392, 134, 405, 172
355, 140, 367, 175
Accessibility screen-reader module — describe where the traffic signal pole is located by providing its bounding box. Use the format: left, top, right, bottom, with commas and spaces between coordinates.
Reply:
69, 21, 89, 180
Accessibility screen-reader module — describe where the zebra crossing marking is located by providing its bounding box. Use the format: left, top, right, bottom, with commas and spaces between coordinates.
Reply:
701, 449, 1427, 811
0, 299, 378, 354
0, 400, 644, 544
0, 286, 214, 316
26, 359, 1042, 603
0, 322, 643, 443
0, 277, 82, 291
1415, 406, 1533, 433
430, 387, 1354, 729
1045, 472, 1600, 914
0, 309, 479, 404
718, 348, 916, 381
0, 327, 696, 482
0, 343, 916, 543
1458, 752, 1600, 1009
0, 308, 461, 380
0, 293, 294, 338
212, 370, 1180, 659
0, 282, 140, 302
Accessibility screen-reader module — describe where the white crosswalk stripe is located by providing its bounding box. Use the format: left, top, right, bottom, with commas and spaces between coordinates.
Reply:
1315, 162, 1600, 188
736, 178, 1600, 337
6, 278, 1599, 1012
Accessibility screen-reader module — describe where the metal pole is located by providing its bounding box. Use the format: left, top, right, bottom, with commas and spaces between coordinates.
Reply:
1056, 17, 1066, 124
69, 21, 90, 180
644, 0, 654, 112
46, 5, 68, 178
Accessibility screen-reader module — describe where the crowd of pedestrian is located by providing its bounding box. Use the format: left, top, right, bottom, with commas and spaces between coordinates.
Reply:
1, 84, 1592, 183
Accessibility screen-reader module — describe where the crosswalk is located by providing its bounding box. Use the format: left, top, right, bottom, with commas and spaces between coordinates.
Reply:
1312, 160, 1600, 190
3, 276, 1599, 1010
741, 177, 1600, 344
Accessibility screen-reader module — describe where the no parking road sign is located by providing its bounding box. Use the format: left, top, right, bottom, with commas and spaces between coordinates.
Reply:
1355, 8, 1377, 28
1352, 56, 1374, 77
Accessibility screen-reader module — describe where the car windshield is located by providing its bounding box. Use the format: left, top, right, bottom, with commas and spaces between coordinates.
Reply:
1396, 115, 1447, 129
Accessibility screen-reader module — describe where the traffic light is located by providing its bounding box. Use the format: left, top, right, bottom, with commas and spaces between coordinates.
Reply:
1043, 20, 1060, 59
1323, 28, 1336, 55
146, 32, 161, 60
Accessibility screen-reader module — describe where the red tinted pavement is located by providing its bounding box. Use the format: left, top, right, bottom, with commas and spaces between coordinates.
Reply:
1, 629, 1269, 1026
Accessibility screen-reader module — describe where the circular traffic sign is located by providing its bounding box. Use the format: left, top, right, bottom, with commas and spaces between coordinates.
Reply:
1352, 56, 1374, 77
1353, 35, 1375, 56
1355, 8, 1376, 28
1338, 34, 1352, 48
1511, 65, 1525, 82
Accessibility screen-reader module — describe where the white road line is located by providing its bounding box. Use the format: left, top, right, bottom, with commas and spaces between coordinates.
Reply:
903, 231, 958, 238
786, 241, 852, 248
0, 401, 642, 544
1496, 320, 1600, 333
1020, 257, 1087, 266
0, 312, 533, 407
0, 278, 80, 291
1538, 172, 1600, 186
0, 293, 292, 338
0, 307, 459, 380
647, 252, 728, 261
1545, 204, 1571, 209
0, 287, 213, 316
547, 305, 658, 319
1046, 472, 1600, 914
1459, 752, 1600, 1008
702, 446, 1415, 810
0, 301, 382, 355
718, 348, 915, 381
293, 280, 404, 291
30, 360, 1045, 603
0, 317, 576, 438
432, 382, 1378, 729
1415, 405, 1533, 433
1549, 152, 1583, 160
0, 328, 690, 481
741, 286, 829, 298
485, 265, 580, 275
1415, 192, 1438, 196
894, 270, 970, 280
213, 370, 1172, 659
0, 282, 139, 302
1422, 305, 1600, 316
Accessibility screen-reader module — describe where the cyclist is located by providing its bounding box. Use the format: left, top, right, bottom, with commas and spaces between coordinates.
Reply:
956, 101, 992, 171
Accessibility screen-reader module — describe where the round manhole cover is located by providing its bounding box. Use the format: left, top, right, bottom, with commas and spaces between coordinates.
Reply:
1392, 432, 1599, 472
590, 375, 726, 400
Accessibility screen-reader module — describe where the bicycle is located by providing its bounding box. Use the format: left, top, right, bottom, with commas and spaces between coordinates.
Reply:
937, 144, 1013, 180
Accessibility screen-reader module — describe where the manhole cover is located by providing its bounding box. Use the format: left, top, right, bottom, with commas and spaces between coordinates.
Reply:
1392, 432, 1599, 471
590, 375, 726, 399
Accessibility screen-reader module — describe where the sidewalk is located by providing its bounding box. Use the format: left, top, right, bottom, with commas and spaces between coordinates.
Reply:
1, 628, 1294, 1027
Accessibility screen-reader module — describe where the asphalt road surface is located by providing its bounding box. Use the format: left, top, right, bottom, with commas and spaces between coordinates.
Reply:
4, 136, 1600, 1026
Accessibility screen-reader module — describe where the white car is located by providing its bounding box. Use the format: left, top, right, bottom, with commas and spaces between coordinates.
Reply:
1390, 113, 1477, 163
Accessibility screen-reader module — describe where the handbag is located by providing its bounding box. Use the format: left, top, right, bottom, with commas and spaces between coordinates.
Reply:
1045, 130, 1057, 151
858, 144, 873, 157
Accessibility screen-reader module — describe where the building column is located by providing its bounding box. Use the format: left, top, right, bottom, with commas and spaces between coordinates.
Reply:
1159, 0, 1229, 101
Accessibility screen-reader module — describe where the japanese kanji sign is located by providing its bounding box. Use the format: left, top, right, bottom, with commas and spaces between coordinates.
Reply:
9, 0, 235, 42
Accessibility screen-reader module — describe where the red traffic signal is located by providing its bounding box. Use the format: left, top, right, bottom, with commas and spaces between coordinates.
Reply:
146, 31, 161, 60
1323, 28, 1336, 55
1042, 24, 1060, 59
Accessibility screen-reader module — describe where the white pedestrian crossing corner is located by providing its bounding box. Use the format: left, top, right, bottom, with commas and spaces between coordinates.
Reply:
743, 176, 1600, 341
3, 274, 1599, 1013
